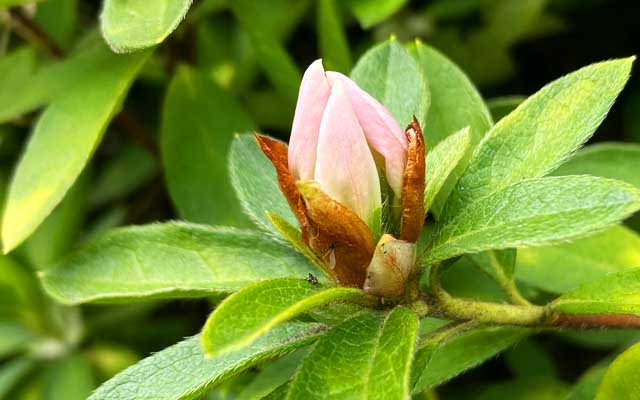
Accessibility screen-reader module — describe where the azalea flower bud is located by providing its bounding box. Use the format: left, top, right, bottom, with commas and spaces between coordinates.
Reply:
288, 59, 408, 228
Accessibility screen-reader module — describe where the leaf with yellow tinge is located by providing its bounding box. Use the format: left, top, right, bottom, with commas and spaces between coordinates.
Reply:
1, 45, 150, 253
595, 342, 640, 400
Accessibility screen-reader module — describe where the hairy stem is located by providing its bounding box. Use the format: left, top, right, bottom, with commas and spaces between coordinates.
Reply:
426, 262, 640, 330
485, 252, 531, 306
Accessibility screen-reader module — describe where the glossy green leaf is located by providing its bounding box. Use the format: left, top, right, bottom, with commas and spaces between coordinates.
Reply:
412, 325, 528, 393
426, 176, 640, 265
553, 142, 640, 188
202, 278, 368, 356
445, 57, 634, 218
1, 45, 150, 253
89, 323, 325, 400
423, 127, 471, 214
348, 0, 407, 28
351, 38, 428, 128
41, 355, 95, 400
101, 0, 192, 52
228, 134, 298, 235
288, 308, 419, 399
41, 222, 321, 304
162, 67, 254, 226
487, 95, 526, 121
516, 226, 640, 294
552, 269, 640, 316
409, 41, 492, 148
0, 358, 35, 399
317, 0, 352, 73
595, 342, 640, 400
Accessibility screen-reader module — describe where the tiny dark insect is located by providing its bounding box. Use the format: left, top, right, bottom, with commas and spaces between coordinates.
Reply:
306, 273, 319, 285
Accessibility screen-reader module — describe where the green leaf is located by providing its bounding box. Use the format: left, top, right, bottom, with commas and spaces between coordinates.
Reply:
408, 41, 492, 215
445, 57, 634, 218
237, 349, 308, 400
347, 0, 407, 28
1, 45, 150, 253
487, 95, 526, 121
89, 323, 325, 400
504, 338, 556, 378
162, 66, 254, 226
35, 0, 78, 50
0, 322, 32, 358
426, 176, 640, 265
101, 0, 193, 52
0, 358, 35, 399
201, 278, 369, 356
423, 127, 471, 214
0, 47, 38, 120
18, 173, 88, 269
409, 41, 492, 148
516, 226, 640, 294
90, 144, 158, 208
566, 361, 609, 400
551, 269, 640, 316
351, 38, 428, 128
40, 355, 95, 400
229, 0, 302, 106
288, 308, 419, 399
228, 134, 297, 235
317, 0, 352, 73
553, 142, 640, 188
475, 377, 569, 400
595, 342, 640, 400
40, 222, 322, 304
412, 325, 528, 393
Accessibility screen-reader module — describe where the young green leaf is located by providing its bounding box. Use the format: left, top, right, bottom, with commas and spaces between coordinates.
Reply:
423, 127, 471, 214
595, 342, 640, 400
89, 323, 325, 400
101, 0, 193, 52
516, 226, 640, 294
348, 0, 407, 28
408, 41, 492, 148
229, 134, 298, 236
351, 38, 428, 128
1, 45, 150, 253
551, 269, 640, 316
0, 322, 32, 358
317, 0, 352, 73
287, 308, 419, 399
412, 325, 529, 393
426, 176, 640, 265
552, 142, 640, 188
445, 57, 634, 218
162, 67, 254, 226
201, 278, 370, 356
41, 222, 322, 304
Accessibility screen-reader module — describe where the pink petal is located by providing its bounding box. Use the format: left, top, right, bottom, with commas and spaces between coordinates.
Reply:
326, 71, 408, 198
314, 80, 381, 228
288, 59, 331, 180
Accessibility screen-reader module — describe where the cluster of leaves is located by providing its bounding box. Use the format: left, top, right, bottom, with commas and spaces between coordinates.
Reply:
0, 0, 639, 399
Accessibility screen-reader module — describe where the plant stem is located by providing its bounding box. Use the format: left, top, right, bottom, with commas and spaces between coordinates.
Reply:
426, 262, 640, 329
486, 252, 531, 306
